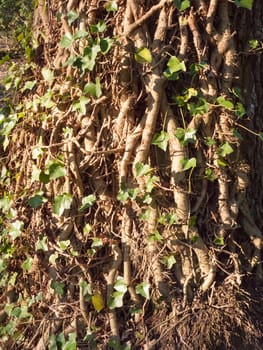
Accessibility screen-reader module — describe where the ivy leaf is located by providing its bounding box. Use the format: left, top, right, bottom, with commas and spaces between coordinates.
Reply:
167, 56, 186, 73
73, 29, 89, 40
108, 291, 125, 309
53, 193, 73, 216
136, 282, 150, 299
28, 192, 47, 208
58, 240, 70, 250
49, 252, 59, 265
175, 128, 196, 145
79, 194, 96, 211
100, 37, 113, 54
249, 39, 259, 49
22, 257, 33, 272
67, 10, 79, 25
216, 96, 234, 109
217, 142, 234, 157
259, 133, 263, 141
152, 130, 169, 151
146, 175, 159, 193
173, 0, 190, 11
214, 237, 225, 246
51, 281, 65, 296
105, 1, 118, 12
60, 32, 74, 48
23, 80, 36, 91
84, 78, 102, 99
162, 254, 176, 269
148, 229, 163, 242
181, 157, 197, 171
41, 67, 54, 83
82, 44, 101, 71
35, 236, 48, 251
63, 333, 77, 350
135, 162, 151, 177
235, 102, 246, 118
9, 220, 24, 239
90, 20, 106, 33
91, 293, 105, 312
72, 95, 90, 115
234, 0, 253, 10
47, 161, 66, 180
134, 47, 152, 64
114, 276, 127, 293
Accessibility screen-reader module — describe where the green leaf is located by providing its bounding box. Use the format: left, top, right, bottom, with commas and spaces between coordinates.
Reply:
80, 280, 92, 298
259, 133, 263, 141
58, 240, 70, 250
67, 10, 79, 25
105, 1, 118, 12
82, 44, 101, 71
249, 39, 259, 49
72, 95, 90, 115
100, 37, 113, 54
214, 237, 225, 246
235, 102, 246, 118
181, 157, 197, 171
187, 99, 209, 115
216, 96, 234, 109
73, 29, 89, 40
167, 55, 186, 73
60, 32, 74, 48
28, 193, 47, 208
41, 67, 54, 83
53, 193, 73, 216
84, 78, 102, 99
9, 220, 24, 239
91, 293, 105, 311
146, 175, 159, 193
134, 47, 152, 64
148, 229, 163, 242
63, 333, 77, 350
152, 130, 169, 151
22, 257, 33, 272
90, 237, 103, 249
205, 168, 217, 182
205, 137, 216, 146
79, 194, 96, 211
234, 0, 253, 10
23, 80, 36, 91
136, 282, 150, 299
90, 20, 106, 33
173, 0, 190, 11
114, 276, 127, 293
49, 252, 59, 265
135, 162, 151, 177
36, 236, 48, 251
175, 128, 197, 145
47, 161, 66, 180
108, 291, 125, 309
39, 171, 50, 184
217, 142, 234, 157
162, 254, 176, 269
51, 280, 65, 296
217, 158, 227, 168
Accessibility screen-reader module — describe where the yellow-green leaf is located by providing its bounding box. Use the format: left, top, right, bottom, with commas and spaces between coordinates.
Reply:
91, 293, 105, 312
135, 47, 152, 64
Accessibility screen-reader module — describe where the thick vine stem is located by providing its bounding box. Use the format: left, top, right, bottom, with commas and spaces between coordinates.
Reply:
122, 206, 141, 303
147, 202, 170, 298
123, 0, 171, 38
105, 244, 122, 342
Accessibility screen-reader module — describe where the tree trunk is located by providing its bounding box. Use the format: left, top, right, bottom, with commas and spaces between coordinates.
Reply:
1, 0, 263, 349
